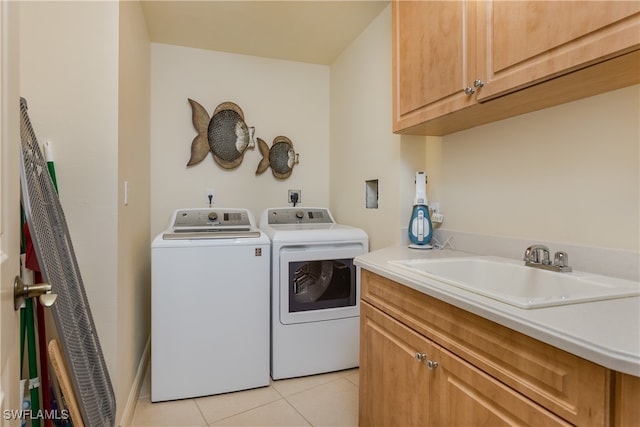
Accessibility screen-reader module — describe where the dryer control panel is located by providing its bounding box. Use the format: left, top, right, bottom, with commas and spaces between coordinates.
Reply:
266, 208, 334, 225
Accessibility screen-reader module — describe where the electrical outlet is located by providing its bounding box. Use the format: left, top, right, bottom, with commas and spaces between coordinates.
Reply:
430, 202, 443, 224
207, 188, 215, 206
288, 190, 301, 204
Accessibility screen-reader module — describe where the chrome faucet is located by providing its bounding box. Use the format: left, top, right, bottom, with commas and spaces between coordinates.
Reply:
524, 245, 572, 272
523, 244, 551, 265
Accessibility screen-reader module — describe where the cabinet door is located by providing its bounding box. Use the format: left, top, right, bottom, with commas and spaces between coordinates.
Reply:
429, 342, 571, 427
392, 0, 480, 133
480, 0, 640, 101
360, 302, 571, 427
360, 302, 433, 426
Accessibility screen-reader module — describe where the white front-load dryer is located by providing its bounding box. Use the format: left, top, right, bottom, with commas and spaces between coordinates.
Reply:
260, 207, 368, 380
151, 208, 270, 401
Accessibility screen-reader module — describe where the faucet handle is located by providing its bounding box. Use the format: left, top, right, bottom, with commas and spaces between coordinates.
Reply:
554, 251, 569, 268
523, 246, 535, 262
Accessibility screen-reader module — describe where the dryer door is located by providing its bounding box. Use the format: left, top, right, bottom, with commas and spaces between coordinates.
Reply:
278, 243, 364, 325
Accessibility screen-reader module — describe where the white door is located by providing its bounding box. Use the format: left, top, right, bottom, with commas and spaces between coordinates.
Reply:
0, 2, 21, 425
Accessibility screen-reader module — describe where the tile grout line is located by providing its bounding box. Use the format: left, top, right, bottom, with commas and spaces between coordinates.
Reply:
281, 396, 314, 427
194, 385, 284, 426
192, 397, 209, 427
282, 376, 360, 427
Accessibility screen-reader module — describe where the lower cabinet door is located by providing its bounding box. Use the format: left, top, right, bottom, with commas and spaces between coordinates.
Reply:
360, 302, 572, 427
360, 302, 433, 427
429, 341, 572, 427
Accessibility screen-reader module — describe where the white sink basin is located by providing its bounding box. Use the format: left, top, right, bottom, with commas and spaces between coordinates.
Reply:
388, 256, 640, 309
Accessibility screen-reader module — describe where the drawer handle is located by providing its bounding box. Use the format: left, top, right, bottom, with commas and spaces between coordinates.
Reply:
415, 352, 427, 361
427, 359, 439, 369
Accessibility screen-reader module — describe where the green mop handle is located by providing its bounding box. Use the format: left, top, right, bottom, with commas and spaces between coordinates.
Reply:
44, 141, 58, 193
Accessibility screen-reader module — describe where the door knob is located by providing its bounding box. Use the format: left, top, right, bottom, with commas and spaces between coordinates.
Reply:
14, 275, 58, 310
464, 87, 475, 96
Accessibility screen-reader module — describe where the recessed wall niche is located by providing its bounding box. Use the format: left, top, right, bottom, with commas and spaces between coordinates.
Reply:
366, 179, 378, 209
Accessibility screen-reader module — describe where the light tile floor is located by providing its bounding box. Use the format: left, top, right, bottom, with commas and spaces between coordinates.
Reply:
130, 368, 359, 427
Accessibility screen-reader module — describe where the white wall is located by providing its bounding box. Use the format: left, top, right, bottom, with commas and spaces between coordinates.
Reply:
150, 44, 330, 236
429, 85, 640, 252
330, 4, 426, 251
19, 0, 119, 379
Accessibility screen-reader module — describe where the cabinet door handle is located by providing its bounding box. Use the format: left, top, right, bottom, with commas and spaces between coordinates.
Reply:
415, 352, 427, 361
473, 79, 485, 88
427, 359, 439, 369
464, 86, 475, 96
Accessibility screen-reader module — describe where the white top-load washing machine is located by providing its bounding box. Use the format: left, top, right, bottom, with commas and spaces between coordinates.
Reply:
151, 208, 270, 401
259, 207, 368, 380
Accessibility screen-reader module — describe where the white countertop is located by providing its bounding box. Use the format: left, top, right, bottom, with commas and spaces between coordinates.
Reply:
355, 245, 640, 377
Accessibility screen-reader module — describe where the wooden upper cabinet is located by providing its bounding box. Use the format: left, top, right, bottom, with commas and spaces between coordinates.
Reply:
480, 1, 640, 101
393, 0, 479, 133
393, 0, 640, 135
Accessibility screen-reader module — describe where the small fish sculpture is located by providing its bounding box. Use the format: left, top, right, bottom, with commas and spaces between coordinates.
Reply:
255, 136, 299, 179
187, 99, 255, 169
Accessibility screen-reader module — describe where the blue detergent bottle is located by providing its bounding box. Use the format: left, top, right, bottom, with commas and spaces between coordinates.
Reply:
408, 171, 433, 248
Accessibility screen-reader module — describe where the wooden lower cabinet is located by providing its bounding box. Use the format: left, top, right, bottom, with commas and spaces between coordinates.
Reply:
359, 269, 640, 427
360, 302, 570, 427
614, 372, 640, 427
360, 301, 432, 426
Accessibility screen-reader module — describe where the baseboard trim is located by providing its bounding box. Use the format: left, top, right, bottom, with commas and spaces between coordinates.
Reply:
118, 337, 150, 427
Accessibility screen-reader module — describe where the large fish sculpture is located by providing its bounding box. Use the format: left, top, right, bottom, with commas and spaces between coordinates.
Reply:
187, 99, 255, 169
255, 136, 299, 179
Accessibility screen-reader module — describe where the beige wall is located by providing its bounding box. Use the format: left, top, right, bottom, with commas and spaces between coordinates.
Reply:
150, 44, 331, 236
330, 5, 426, 251
117, 1, 151, 424
20, 2, 152, 424
19, 0, 119, 378
429, 85, 639, 252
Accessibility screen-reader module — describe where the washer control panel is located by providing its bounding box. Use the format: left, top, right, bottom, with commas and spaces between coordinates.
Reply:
266, 208, 334, 225
172, 209, 251, 231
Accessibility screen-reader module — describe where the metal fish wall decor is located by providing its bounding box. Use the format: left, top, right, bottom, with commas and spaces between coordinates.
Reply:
255, 136, 299, 179
187, 99, 255, 169
186, 98, 300, 179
